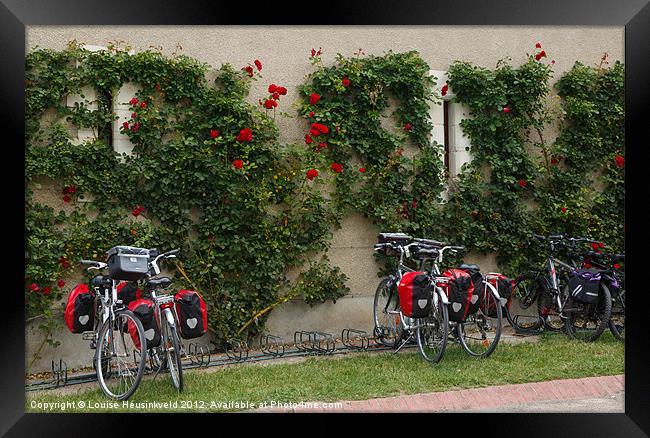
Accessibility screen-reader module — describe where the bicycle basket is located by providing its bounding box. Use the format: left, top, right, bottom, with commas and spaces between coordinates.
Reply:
107, 246, 150, 281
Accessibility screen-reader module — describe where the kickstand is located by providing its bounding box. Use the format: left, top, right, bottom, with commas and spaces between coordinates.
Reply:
394, 332, 414, 353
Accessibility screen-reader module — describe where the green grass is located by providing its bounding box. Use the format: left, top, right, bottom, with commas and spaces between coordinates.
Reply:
26, 332, 624, 413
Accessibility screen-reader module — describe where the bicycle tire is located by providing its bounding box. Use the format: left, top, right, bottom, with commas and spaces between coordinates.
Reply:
564, 283, 612, 342
506, 273, 543, 334
373, 277, 402, 347
416, 292, 449, 364
164, 317, 184, 392
609, 289, 625, 341
457, 284, 502, 358
95, 309, 147, 400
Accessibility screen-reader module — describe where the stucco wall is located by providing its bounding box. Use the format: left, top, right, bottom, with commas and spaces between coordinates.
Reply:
25, 26, 624, 371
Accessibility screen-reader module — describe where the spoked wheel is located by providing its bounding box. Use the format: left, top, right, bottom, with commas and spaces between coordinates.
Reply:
373, 277, 403, 347
564, 284, 612, 342
95, 310, 147, 400
537, 293, 565, 332
416, 293, 449, 364
507, 274, 544, 333
609, 288, 625, 341
162, 318, 184, 392
457, 301, 502, 358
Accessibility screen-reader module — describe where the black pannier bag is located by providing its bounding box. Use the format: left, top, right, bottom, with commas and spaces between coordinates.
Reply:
397, 271, 432, 318
65, 283, 95, 333
568, 269, 602, 304
117, 281, 142, 306
174, 290, 208, 339
107, 246, 150, 281
458, 264, 484, 315
127, 299, 161, 350
600, 272, 620, 298
442, 269, 475, 322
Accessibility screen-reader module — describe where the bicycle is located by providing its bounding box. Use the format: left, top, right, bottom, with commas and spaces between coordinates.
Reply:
509, 234, 612, 342
574, 248, 625, 341
413, 238, 503, 358
80, 256, 148, 400
141, 249, 184, 392
372, 233, 450, 364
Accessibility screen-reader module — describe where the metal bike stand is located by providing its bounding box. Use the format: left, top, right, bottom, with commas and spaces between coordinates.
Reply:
225, 339, 250, 362
260, 334, 285, 357
341, 328, 369, 350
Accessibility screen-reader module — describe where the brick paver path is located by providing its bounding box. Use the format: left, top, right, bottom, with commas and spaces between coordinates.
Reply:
255, 374, 624, 413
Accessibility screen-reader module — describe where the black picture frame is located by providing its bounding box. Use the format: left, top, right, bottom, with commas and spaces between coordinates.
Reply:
3, 0, 648, 434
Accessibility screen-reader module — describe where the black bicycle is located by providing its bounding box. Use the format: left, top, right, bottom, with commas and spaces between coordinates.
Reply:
508, 234, 612, 342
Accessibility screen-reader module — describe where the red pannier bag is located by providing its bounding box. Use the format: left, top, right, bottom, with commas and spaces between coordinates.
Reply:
397, 272, 432, 318
174, 290, 208, 339
65, 283, 95, 333
442, 269, 475, 322
117, 281, 142, 306
481, 273, 515, 318
127, 298, 161, 350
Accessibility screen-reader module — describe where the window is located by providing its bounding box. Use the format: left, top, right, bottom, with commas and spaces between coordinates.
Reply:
428, 70, 473, 199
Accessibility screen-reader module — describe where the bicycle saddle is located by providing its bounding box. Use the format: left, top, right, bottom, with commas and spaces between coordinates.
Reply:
459, 263, 481, 272
145, 276, 172, 289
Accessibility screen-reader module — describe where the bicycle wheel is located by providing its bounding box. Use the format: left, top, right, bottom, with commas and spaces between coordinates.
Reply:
507, 273, 544, 333
95, 310, 147, 400
565, 283, 612, 342
416, 293, 449, 364
609, 287, 625, 341
373, 277, 402, 347
162, 317, 184, 392
457, 287, 502, 358
537, 292, 565, 332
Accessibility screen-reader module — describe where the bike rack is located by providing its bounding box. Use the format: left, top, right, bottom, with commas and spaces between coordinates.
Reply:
292, 331, 335, 355
51, 359, 68, 388
225, 339, 250, 362
260, 334, 285, 357
187, 342, 212, 367
341, 328, 369, 350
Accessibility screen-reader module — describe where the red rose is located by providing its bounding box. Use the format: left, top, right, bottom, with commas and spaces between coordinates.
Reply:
306, 169, 319, 180
29, 283, 39, 293
342, 78, 350, 87
551, 60, 556, 65
535, 51, 546, 61
272, 92, 280, 100
330, 163, 343, 173
132, 205, 145, 217
613, 263, 620, 269
63, 195, 71, 203
535, 42, 542, 48
591, 242, 600, 250
42, 286, 51, 296
358, 167, 366, 173
598, 242, 604, 248
236, 128, 253, 142
277, 86, 287, 96
140, 101, 147, 109
551, 157, 559, 165
311, 123, 329, 135
59, 256, 70, 269
518, 179, 527, 188
243, 66, 254, 77
63, 186, 77, 194
309, 111, 315, 118
210, 129, 220, 139
233, 159, 244, 170
614, 154, 624, 168
131, 122, 140, 132
268, 84, 278, 93
305, 134, 313, 145
309, 93, 321, 105
583, 262, 593, 269
403, 123, 412, 131
310, 128, 320, 137
122, 121, 129, 129
412, 199, 418, 209
441, 84, 449, 96
57, 279, 65, 288
264, 99, 275, 109
254, 59, 262, 71
318, 142, 327, 150
129, 97, 138, 106
311, 48, 316, 57
503, 107, 511, 113
131, 112, 137, 119
561, 207, 568, 213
